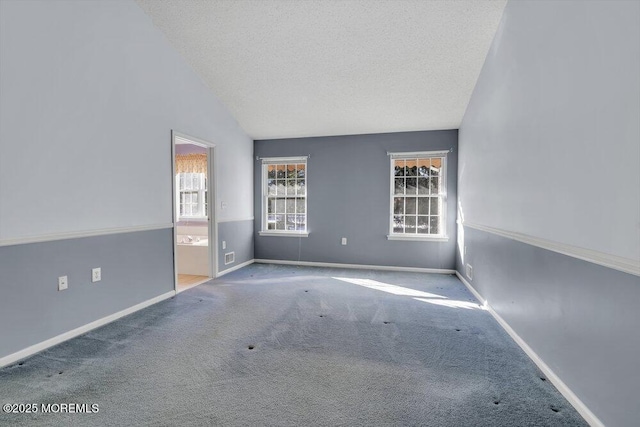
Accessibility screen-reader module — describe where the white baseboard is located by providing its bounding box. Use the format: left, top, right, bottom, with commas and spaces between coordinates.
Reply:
0, 290, 176, 368
454, 272, 604, 427
255, 259, 455, 275
216, 259, 255, 277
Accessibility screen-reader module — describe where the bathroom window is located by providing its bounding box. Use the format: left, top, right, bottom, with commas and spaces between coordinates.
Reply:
259, 157, 308, 236
388, 151, 448, 241
177, 172, 207, 219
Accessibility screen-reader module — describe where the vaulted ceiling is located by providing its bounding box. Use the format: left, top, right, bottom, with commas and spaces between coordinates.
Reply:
136, 0, 506, 139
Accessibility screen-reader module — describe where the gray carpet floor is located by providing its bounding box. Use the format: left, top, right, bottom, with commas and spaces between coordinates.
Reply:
0, 264, 587, 426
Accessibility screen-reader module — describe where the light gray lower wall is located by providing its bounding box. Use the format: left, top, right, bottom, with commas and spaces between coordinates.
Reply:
254, 130, 458, 270
456, 225, 640, 427
217, 219, 254, 273
0, 228, 174, 360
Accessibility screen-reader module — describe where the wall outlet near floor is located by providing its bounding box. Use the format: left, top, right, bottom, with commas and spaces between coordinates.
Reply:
341, 237, 347, 245
222, 241, 226, 250
465, 264, 473, 281
58, 276, 68, 291
92, 268, 101, 283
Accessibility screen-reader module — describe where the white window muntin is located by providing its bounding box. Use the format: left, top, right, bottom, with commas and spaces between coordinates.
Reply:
261, 156, 308, 235
388, 151, 447, 239
177, 172, 207, 219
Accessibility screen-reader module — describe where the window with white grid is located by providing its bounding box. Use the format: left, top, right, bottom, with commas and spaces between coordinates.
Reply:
177, 172, 207, 219
261, 157, 307, 235
389, 151, 447, 239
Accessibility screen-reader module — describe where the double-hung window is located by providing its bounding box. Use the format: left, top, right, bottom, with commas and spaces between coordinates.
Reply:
177, 172, 207, 219
388, 151, 448, 241
260, 157, 308, 236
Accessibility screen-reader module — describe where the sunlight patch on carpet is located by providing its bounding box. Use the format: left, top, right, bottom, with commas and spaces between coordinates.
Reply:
333, 277, 446, 298
333, 276, 483, 310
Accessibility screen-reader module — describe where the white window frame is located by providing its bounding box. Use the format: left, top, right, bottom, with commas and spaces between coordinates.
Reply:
259, 156, 309, 237
176, 172, 208, 220
387, 150, 449, 242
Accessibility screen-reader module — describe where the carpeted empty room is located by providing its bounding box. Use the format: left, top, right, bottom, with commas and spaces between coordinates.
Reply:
2, 0, 638, 426
0, 264, 587, 426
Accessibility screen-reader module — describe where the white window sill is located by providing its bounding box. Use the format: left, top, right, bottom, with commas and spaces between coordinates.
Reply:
387, 234, 449, 242
259, 231, 309, 237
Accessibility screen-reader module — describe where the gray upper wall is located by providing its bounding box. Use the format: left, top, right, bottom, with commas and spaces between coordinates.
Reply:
0, 0, 253, 242
458, 0, 639, 262
254, 130, 458, 269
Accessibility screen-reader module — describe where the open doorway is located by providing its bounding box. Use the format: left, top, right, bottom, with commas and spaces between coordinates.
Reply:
171, 131, 217, 293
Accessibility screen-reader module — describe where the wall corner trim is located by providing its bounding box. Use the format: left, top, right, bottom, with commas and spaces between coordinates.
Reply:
255, 259, 455, 274
462, 221, 639, 277
0, 290, 176, 368
454, 271, 604, 427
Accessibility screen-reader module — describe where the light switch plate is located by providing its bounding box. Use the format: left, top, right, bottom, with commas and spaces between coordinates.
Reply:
58, 276, 68, 291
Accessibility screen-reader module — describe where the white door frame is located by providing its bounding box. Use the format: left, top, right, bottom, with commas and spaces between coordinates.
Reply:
171, 130, 218, 292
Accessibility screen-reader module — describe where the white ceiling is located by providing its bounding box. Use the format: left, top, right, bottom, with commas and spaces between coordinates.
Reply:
136, 0, 506, 140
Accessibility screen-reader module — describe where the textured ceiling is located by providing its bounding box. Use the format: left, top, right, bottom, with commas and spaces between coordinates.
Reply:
136, 0, 506, 140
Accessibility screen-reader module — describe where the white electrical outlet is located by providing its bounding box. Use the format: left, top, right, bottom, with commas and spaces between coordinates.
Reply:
58, 276, 68, 291
466, 264, 473, 281
341, 237, 347, 245
92, 268, 101, 283
222, 241, 226, 250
